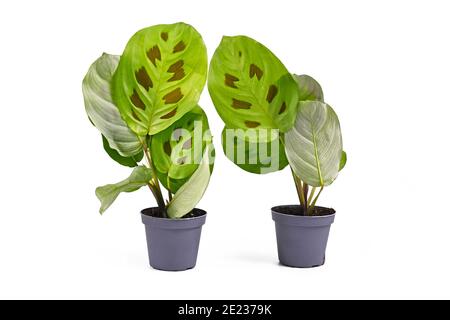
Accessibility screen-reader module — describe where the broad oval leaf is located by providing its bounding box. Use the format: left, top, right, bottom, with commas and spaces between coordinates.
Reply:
166, 145, 213, 219
294, 74, 324, 102
150, 105, 213, 193
285, 101, 342, 187
221, 127, 288, 174
112, 22, 208, 136
82, 53, 142, 157
95, 166, 152, 214
208, 36, 299, 133
102, 135, 143, 168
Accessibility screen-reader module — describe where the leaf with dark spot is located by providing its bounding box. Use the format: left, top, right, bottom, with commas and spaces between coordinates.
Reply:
169, 70, 185, 82
161, 108, 178, 119
232, 98, 252, 109
245, 121, 260, 128
163, 141, 172, 156
173, 41, 186, 53
113, 23, 208, 136
168, 60, 184, 72
278, 102, 287, 114
135, 67, 153, 91
130, 90, 146, 109
208, 36, 299, 133
225, 74, 239, 88
150, 106, 213, 194
147, 45, 161, 67
266, 85, 278, 103
168, 60, 185, 82
163, 88, 183, 104
249, 64, 263, 80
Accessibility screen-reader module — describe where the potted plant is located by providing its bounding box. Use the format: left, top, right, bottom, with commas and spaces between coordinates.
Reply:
82, 22, 214, 271
208, 36, 346, 268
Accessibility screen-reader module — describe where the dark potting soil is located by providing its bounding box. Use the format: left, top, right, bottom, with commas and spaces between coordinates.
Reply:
274, 205, 336, 217
141, 207, 206, 219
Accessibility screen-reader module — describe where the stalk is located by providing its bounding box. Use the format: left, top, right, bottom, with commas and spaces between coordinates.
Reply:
303, 182, 309, 213
307, 187, 317, 207
140, 136, 167, 217
291, 168, 306, 212
280, 135, 308, 215
308, 186, 324, 216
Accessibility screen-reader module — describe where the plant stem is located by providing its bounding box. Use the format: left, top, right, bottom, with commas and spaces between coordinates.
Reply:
307, 187, 317, 207
303, 182, 309, 213
140, 136, 166, 217
280, 135, 308, 214
291, 168, 306, 211
308, 186, 324, 216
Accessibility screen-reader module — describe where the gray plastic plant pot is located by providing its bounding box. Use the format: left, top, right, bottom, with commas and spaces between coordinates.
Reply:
141, 207, 207, 271
272, 205, 336, 268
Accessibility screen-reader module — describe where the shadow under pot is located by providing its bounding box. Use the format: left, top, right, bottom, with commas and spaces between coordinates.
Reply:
141, 207, 207, 271
272, 205, 336, 268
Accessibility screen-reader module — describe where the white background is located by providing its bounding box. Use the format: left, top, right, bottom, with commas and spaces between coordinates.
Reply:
0, 0, 449, 300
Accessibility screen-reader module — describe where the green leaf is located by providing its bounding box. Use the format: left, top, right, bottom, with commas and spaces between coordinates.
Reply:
294, 74, 324, 102
208, 36, 299, 133
82, 53, 142, 157
221, 127, 288, 174
112, 22, 208, 136
339, 150, 347, 171
95, 166, 152, 214
102, 135, 143, 167
150, 105, 213, 193
166, 145, 213, 219
284, 101, 342, 187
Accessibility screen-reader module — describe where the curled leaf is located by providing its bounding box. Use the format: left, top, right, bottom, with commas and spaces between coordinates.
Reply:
82, 53, 142, 158
166, 145, 213, 218
95, 166, 152, 214
294, 74, 324, 102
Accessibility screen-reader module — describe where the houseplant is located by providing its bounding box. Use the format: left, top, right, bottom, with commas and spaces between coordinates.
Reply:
82, 22, 214, 271
208, 35, 346, 268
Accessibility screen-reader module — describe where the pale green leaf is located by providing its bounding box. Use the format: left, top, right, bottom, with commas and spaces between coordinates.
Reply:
82, 53, 142, 157
208, 36, 299, 132
166, 145, 212, 219
112, 22, 208, 136
95, 166, 152, 214
285, 101, 342, 187
102, 135, 143, 168
294, 74, 324, 102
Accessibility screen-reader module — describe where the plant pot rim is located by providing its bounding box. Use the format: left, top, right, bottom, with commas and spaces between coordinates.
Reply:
141, 207, 207, 221
272, 204, 336, 218
141, 207, 207, 230
272, 205, 335, 227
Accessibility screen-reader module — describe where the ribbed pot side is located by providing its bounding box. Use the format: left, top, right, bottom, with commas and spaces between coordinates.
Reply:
272, 205, 335, 268
141, 208, 207, 271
